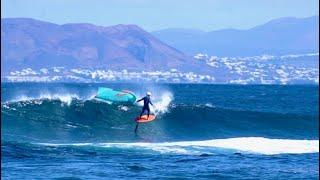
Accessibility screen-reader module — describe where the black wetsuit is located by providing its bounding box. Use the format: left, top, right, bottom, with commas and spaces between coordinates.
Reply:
137, 96, 153, 118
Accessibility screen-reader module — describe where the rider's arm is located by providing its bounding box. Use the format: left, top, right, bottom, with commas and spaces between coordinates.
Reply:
137, 97, 144, 102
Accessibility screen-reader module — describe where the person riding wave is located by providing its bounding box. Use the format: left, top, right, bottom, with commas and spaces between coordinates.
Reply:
135, 92, 154, 133
137, 92, 154, 119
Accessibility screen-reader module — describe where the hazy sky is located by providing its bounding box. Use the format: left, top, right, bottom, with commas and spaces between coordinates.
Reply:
2, 0, 319, 31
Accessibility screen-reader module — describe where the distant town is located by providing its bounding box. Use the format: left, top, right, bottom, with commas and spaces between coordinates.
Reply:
3, 53, 318, 84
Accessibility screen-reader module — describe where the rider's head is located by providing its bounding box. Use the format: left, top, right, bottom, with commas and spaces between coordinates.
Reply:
146, 92, 151, 96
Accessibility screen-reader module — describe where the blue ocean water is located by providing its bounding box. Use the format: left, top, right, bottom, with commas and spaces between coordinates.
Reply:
1, 83, 319, 179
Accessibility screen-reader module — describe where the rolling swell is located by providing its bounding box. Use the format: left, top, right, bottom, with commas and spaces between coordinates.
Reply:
2, 98, 318, 143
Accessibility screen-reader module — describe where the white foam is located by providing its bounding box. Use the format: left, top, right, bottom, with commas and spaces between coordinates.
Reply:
8, 93, 80, 105
151, 92, 173, 115
205, 103, 214, 108
42, 93, 79, 105
38, 137, 319, 155
118, 105, 129, 111
6, 92, 97, 105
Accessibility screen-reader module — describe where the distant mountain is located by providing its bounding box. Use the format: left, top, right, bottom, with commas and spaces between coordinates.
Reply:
152, 16, 319, 56
1, 18, 210, 75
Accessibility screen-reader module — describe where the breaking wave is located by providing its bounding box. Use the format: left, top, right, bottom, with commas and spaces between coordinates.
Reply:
2, 85, 318, 156
2, 95, 318, 143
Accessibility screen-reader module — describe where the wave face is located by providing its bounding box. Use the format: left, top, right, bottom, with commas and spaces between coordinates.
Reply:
1, 83, 319, 152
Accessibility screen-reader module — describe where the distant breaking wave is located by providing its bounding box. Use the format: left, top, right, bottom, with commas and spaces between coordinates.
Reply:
4, 93, 91, 105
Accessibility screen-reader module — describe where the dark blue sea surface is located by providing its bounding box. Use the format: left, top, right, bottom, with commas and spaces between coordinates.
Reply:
1, 83, 319, 179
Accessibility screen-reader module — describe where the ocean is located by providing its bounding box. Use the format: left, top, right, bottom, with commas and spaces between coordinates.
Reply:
1, 83, 319, 179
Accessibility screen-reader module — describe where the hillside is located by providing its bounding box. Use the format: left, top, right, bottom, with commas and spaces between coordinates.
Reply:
152, 16, 319, 56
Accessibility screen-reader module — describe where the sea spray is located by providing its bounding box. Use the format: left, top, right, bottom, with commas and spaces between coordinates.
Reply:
151, 92, 173, 115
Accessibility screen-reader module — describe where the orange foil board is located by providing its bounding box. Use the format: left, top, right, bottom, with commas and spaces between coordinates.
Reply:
135, 115, 156, 123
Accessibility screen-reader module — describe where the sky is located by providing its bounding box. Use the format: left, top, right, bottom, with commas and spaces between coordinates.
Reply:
1, 0, 319, 31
